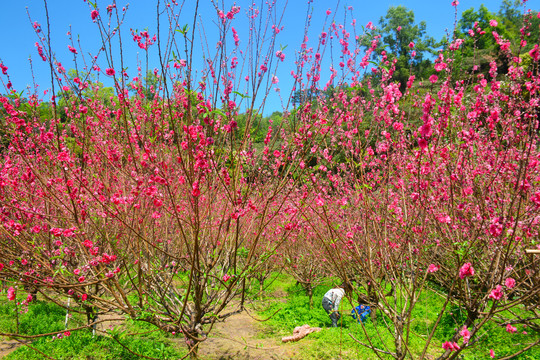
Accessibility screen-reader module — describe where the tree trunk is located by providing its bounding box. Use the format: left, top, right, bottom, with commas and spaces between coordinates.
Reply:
395, 317, 404, 360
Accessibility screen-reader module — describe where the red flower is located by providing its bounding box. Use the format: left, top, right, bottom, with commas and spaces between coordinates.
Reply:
106, 68, 115, 76
91, 10, 99, 20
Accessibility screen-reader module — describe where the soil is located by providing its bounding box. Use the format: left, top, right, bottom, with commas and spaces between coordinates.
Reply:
196, 306, 306, 360
0, 340, 26, 359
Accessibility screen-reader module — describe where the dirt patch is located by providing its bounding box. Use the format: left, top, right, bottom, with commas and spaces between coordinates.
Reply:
196, 309, 308, 360
95, 312, 125, 333
0, 339, 26, 359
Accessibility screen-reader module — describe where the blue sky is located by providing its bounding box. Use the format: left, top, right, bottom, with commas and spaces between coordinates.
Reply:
0, 0, 512, 114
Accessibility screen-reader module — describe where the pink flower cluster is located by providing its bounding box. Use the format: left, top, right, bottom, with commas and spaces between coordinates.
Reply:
459, 263, 475, 279
442, 341, 460, 351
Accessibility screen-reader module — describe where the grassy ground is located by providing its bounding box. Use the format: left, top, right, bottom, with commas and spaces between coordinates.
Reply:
254, 273, 540, 360
0, 296, 185, 360
0, 274, 539, 359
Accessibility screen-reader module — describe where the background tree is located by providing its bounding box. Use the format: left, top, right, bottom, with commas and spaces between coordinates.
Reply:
362, 6, 437, 89
448, 1, 539, 79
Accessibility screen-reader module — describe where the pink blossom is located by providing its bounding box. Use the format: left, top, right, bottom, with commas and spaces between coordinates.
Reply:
506, 323, 517, 333
488, 285, 504, 300
429, 74, 438, 84
192, 182, 200, 197
63, 228, 74, 237
78, 276, 86, 283
505, 277, 516, 289
91, 10, 99, 20
490, 349, 495, 358
459, 263, 475, 279
7, 287, 15, 301
223, 274, 231, 282
0, 62, 8, 75
407, 75, 415, 88
81, 294, 87, 301
452, 1, 459, 6
68, 45, 78, 54
326, 9, 331, 16
442, 341, 460, 351
106, 68, 115, 76
408, 42, 415, 49
529, 44, 540, 62
50, 228, 63, 237
460, 326, 471, 343
489, 19, 498, 27
428, 264, 440, 273
434, 62, 447, 72
437, 214, 451, 224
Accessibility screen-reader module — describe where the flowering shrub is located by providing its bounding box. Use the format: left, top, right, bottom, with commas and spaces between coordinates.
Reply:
0, 0, 539, 359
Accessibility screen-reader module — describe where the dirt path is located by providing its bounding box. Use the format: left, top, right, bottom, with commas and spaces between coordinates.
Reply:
0, 340, 25, 359
196, 307, 307, 360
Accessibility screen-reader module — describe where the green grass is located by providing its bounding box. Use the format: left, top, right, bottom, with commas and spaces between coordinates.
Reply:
1, 276, 538, 359
0, 297, 185, 360
254, 274, 540, 360
5, 331, 184, 360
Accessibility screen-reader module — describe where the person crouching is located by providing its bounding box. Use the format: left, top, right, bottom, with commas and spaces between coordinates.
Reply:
322, 282, 351, 327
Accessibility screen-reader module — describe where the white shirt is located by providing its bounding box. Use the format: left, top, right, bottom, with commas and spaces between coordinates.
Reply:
323, 287, 345, 311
